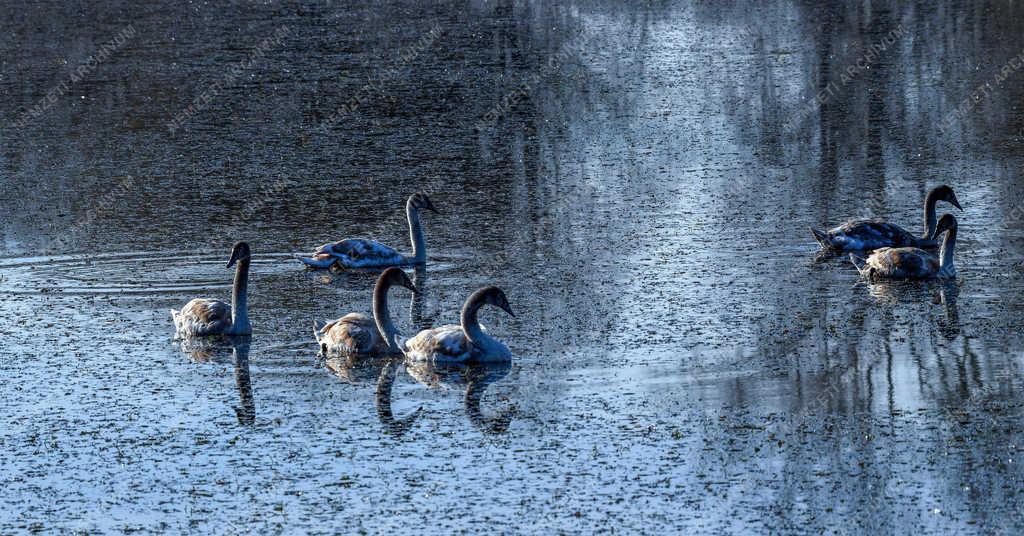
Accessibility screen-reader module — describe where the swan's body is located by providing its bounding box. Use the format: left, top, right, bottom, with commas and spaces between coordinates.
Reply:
851, 214, 958, 280
811, 185, 962, 252
297, 193, 438, 269
403, 286, 514, 364
314, 267, 416, 356
171, 242, 252, 337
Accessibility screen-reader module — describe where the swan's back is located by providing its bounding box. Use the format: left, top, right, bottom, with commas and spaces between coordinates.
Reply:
313, 239, 406, 268
821, 220, 919, 251
862, 247, 940, 279
172, 298, 232, 337
318, 313, 380, 355
403, 324, 472, 362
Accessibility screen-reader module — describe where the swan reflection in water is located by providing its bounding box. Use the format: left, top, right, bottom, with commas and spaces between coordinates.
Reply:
323, 355, 423, 438
178, 336, 256, 425
862, 279, 961, 339
405, 360, 518, 435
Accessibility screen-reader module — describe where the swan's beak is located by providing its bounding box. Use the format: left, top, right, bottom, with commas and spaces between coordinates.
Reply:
951, 196, 963, 211
227, 258, 237, 268
502, 304, 515, 317
406, 283, 419, 294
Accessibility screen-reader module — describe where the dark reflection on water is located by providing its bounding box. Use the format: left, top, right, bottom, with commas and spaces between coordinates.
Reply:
2, 0, 1024, 533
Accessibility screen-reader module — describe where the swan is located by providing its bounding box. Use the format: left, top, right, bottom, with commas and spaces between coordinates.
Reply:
296, 193, 439, 269
811, 185, 962, 252
403, 286, 515, 363
850, 213, 958, 280
313, 267, 417, 356
171, 242, 252, 337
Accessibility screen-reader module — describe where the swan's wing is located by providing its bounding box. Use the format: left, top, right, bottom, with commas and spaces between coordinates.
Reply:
174, 298, 231, 336
321, 313, 378, 354
403, 325, 472, 363
865, 247, 938, 278
830, 220, 915, 250
315, 239, 405, 268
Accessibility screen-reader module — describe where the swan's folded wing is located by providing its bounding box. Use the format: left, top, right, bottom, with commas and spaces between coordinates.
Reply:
317, 239, 405, 267
175, 298, 232, 336
866, 247, 938, 278
404, 325, 471, 362
834, 220, 915, 248
322, 313, 377, 354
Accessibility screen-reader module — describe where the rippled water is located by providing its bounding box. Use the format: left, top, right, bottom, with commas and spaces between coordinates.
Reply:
3, 1, 1024, 533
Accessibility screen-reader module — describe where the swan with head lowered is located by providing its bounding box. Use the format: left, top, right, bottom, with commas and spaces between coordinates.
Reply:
296, 193, 439, 269
811, 185, 962, 252
403, 286, 515, 364
314, 267, 417, 356
171, 242, 253, 337
850, 213, 959, 280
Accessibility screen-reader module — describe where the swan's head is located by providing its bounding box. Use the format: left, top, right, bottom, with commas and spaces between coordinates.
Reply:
476, 286, 515, 317
409, 192, 439, 214
935, 213, 958, 235
933, 185, 963, 211
227, 242, 251, 267
379, 267, 418, 293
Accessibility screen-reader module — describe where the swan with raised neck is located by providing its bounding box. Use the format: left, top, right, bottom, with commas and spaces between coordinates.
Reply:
314, 267, 417, 356
296, 193, 439, 269
402, 286, 516, 363
850, 214, 959, 280
811, 185, 962, 252
171, 242, 253, 337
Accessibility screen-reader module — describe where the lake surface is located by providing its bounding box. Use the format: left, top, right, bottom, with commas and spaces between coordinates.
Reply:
3, 0, 1024, 533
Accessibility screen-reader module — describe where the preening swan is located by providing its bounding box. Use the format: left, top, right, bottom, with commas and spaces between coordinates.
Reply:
296, 193, 439, 269
314, 267, 417, 356
403, 286, 515, 363
851, 213, 959, 280
811, 185, 962, 252
171, 242, 253, 337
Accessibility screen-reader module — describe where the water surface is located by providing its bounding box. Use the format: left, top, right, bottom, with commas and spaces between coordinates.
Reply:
2, 1, 1024, 533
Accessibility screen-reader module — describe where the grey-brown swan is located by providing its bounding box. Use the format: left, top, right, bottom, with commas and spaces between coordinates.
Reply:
296, 193, 438, 269
402, 286, 514, 363
313, 267, 417, 356
850, 214, 958, 280
171, 242, 252, 337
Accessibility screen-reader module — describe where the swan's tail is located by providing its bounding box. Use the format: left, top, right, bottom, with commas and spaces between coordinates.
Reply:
811, 228, 832, 249
294, 254, 336, 269
313, 320, 324, 344
849, 253, 868, 274
170, 309, 182, 339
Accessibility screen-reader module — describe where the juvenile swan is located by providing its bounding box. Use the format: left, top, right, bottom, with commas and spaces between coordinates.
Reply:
403, 286, 515, 363
171, 242, 253, 337
314, 268, 417, 356
296, 193, 439, 269
851, 214, 959, 280
811, 185, 962, 252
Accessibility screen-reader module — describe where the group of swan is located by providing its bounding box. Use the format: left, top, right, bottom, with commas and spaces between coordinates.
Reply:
811, 185, 963, 281
172, 193, 515, 364
172, 186, 965, 362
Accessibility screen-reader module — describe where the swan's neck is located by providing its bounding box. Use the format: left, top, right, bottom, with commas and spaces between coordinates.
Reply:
407, 202, 426, 262
230, 258, 251, 334
939, 225, 957, 275
460, 297, 495, 348
373, 278, 400, 351
922, 189, 940, 240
